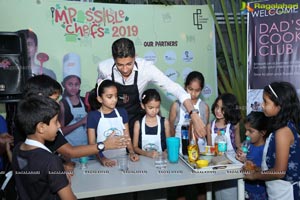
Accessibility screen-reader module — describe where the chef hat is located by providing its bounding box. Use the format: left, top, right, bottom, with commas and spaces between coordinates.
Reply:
63, 52, 81, 79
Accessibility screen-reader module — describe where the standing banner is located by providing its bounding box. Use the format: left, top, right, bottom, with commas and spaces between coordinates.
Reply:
0, 0, 217, 117
247, 0, 300, 113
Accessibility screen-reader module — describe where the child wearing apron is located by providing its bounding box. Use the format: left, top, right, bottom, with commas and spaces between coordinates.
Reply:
87, 79, 139, 167
207, 93, 242, 200
133, 89, 170, 158
59, 53, 88, 161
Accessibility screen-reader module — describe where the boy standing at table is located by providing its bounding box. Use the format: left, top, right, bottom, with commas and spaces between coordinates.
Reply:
12, 95, 76, 200
14, 75, 128, 162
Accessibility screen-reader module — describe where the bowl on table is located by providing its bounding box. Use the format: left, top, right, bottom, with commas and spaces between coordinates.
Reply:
196, 159, 209, 168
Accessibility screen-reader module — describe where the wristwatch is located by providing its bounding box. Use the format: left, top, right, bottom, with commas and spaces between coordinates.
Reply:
97, 142, 105, 152
189, 108, 199, 116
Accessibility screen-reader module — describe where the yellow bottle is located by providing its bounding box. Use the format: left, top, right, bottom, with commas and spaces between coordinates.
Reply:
188, 139, 199, 163
187, 121, 199, 163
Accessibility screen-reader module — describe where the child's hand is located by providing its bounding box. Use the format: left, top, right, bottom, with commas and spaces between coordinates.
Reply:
100, 157, 116, 167
79, 116, 87, 126
243, 168, 261, 181
235, 148, 246, 163
0, 133, 13, 145
243, 171, 256, 181
163, 151, 168, 159
63, 161, 75, 183
242, 160, 261, 181
5, 142, 10, 152
5, 141, 13, 163
147, 151, 159, 159
129, 152, 139, 162
243, 160, 259, 171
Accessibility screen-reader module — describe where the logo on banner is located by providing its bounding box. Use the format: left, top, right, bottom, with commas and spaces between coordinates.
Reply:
51, 4, 139, 41
241, 1, 254, 15
202, 85, 212, 98
248, 2, 299, 17
164, 68, 178, 82
193, 9, 207, 30
182, 50, 194, 63
164, 51, 177, 65
144, 51, 157, 63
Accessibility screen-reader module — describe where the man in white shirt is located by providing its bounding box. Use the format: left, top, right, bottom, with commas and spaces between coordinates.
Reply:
98, 38, 206, 139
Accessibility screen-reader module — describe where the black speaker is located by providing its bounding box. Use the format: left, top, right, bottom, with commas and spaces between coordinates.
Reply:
0, 32, 31, 102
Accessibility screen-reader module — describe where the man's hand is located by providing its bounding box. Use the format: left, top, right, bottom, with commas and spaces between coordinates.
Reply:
182, 99, 206, 138
190, 113, 206, 138
103, 131, 131, 150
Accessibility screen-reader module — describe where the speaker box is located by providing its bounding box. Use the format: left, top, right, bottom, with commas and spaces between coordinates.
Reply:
0, 32, 31, 102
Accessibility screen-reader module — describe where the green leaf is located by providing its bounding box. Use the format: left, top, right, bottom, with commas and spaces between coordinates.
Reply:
206, 0, 247, 119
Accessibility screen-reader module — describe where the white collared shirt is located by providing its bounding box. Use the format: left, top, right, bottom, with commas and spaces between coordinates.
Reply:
97, 57, 190, 103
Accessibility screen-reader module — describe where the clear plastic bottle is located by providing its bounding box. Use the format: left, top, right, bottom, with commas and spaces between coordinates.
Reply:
181, 114, 190, 156
79, 157, 88, 170
241, 136, 251, 154
197, 137, 207, 154
217, 130, 227, 156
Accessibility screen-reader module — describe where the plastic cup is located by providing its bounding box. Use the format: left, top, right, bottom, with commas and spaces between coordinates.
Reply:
154, 152, 167, 169
118, 154, 129, 171
205, 145, 215, 155
166, 137, 180, 163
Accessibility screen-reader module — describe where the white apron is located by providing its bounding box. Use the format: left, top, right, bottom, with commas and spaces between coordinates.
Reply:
141, 115, 162, 152
175, 99, 202, 154
212, 122, 237, 200
211, 120, 234, 152
96, 108, 126, 158
64, 97, 88, 147
261, 133, 299, 200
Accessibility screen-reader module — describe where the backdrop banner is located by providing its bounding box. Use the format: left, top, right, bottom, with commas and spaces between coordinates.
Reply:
0, 0, 217, 116
247, 0, 300, 113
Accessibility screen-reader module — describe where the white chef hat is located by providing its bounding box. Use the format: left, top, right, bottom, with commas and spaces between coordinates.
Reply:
63, 52, 81, 79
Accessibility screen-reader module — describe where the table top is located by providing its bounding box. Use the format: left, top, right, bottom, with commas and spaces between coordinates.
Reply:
71, 156, 244, 199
